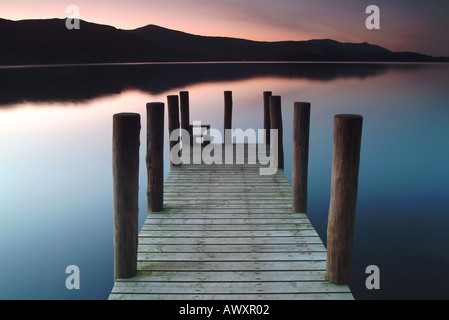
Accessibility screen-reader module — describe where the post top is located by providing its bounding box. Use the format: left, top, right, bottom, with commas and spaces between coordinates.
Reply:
113, 112, 140, 119
269, 95, 281, 104
294, 101, 311, 107
146, 102, 165, 108
335, 114, 363, 121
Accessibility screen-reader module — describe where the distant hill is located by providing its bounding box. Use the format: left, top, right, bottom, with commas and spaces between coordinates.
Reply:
0, 18, 447, 65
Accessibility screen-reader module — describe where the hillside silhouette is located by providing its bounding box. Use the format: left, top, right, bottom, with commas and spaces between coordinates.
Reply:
0, 18, 447, 65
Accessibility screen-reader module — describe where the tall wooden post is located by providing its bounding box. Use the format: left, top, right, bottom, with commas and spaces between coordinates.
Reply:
269, 95, 284, 170
146, 102, 164, 213
224, 91, 233, 144
167, 95, 180, 167
292, 102, 311, 213
180, 91, 191, 146
112, 113, 140, 281
263, 91, 272, 145
180, 90, 190, 130
326, 114, 363, 285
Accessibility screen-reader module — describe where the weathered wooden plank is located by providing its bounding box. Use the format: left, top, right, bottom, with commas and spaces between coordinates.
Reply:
164, 181, 291, 186
166, 172, 286, 176
143, 223, 311, 229
164, 186, 291, 191
148, 208, 303, 214
163, 204, 294, 209
110, 142, 353, 300
163, 198, 293, 203
163, 200, 293, 205
163, 188, 292, 193
111, 280, 350, 294
145, 218, 310, 224
164, 185, 291, 189
163, 204, 293, 208
138, 229, 320, 238
137, 260, 327, 271
109, 292, 354, 300
137, 243, 327, 253
137, 251, 328, 261
141, 224, 314, 231
166, 170, 288, 175
138, 236, 324, 245
117, 270, 328, 282
166, 170, 285, 174
163, 195, 291, 200
146, 216, 307, 223
166, 174, 287, 178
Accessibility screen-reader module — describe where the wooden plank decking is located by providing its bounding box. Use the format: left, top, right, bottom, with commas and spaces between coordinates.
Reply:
109, 144, 353, 300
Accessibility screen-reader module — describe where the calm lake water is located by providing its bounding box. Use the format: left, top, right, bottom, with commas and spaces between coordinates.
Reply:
0, 62, 448, 300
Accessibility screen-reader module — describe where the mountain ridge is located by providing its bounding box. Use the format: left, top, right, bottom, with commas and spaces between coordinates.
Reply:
0, 18, 447, 65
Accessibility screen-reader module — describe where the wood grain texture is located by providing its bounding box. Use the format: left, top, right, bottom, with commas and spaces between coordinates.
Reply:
269, 96, 284, 170
326, 115, 363, 285
292, 102, 311, 213
146, 102, 164, 212
112, 113, 140, 280
224, 91, 233, 144
110, 143, 353, 300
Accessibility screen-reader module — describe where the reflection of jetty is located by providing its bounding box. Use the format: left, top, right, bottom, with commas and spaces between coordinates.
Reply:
108, 91, 362, 300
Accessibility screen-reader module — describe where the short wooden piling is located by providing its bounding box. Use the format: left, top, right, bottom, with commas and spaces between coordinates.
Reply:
292, 102, 311, 213
263, 91, 272, 144
167, 95, 180, 167
146, 102, 165, 213
112, 113, 141, 281
269, 95, 284, 170
326, 114, 363, 285
180, 91, 190, 132
224, 91, 233, 144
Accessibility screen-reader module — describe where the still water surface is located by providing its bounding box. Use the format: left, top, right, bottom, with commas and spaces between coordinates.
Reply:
0, 62, 448, 299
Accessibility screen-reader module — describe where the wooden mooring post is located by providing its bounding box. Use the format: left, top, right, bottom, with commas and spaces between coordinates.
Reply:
326, 114, 363, 285
167, 95, 180, 167
180, 91, 190, 134
292, 102, 311, 214
112, 113, 141, 281
146, 102, 165, 213
109, 94, 357, 300
263, 91, 272, 145
224, 91, 233, 144
269, 95, 284, 170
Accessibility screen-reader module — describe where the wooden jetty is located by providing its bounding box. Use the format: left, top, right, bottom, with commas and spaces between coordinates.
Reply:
109, 92, 362, 300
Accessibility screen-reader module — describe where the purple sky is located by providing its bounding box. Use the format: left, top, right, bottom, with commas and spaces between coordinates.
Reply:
2, 0, 449, 56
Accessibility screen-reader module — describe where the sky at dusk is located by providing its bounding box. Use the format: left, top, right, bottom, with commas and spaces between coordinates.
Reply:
1, 0, 449, 56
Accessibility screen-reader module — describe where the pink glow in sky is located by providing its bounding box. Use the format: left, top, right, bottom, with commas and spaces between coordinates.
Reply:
1, 0, 449, 56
